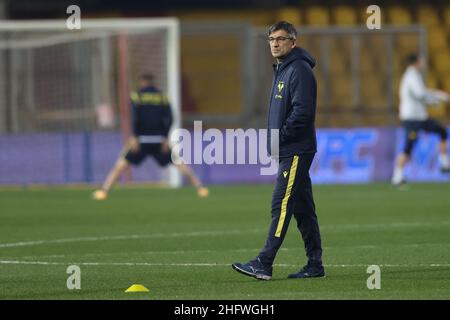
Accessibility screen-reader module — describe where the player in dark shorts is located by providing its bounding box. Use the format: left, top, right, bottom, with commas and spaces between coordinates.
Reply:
402, 119, 448, 160
93, 74, 208, 200
123, 142, 173, 168
391, 54, 450, 186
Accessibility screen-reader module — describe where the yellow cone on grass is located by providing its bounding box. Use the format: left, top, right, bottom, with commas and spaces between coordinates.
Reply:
125, 284, 149, 293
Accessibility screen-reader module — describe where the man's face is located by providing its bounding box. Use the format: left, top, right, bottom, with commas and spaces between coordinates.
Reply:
268, 29, 296, 59
139, 79, 151, 88
416, 56, 426, 71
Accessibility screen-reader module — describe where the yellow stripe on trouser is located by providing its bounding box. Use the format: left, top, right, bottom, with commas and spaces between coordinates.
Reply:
275, 155, 299, 238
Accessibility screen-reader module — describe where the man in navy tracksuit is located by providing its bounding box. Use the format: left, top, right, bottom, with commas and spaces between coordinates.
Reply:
232, 21, 324, 280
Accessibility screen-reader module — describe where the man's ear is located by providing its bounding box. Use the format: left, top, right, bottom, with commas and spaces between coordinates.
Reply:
291, 40, 296, 49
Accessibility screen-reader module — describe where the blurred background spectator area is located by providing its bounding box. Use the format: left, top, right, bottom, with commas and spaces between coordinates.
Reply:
0, 0, 449, 131
0, 1, 449, 186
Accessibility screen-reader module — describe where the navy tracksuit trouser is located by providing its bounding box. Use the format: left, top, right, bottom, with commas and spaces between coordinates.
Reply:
258, 153, 323, 267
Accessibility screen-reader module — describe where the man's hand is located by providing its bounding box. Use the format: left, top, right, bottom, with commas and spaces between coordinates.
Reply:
432, 89, 450, 102
128, 136, 140, 152
161, 139, 170, 154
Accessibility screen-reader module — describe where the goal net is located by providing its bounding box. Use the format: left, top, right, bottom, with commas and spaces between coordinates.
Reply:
0, 18, 181, 187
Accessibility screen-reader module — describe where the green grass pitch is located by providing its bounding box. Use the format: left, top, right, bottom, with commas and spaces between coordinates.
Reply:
0, 183, 449, 299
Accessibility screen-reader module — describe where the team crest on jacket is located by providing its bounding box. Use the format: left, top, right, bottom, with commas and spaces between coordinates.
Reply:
275, 81, 284, 99
277, 81, 284, 93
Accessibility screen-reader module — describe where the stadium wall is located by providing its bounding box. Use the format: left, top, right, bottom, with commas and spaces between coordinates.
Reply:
0, 127, 449, 185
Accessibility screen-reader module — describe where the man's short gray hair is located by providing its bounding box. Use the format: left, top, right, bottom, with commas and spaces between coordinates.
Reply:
268, 21, 297, 40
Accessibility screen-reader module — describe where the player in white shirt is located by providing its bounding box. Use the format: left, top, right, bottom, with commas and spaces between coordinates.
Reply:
392, 54, 450, 186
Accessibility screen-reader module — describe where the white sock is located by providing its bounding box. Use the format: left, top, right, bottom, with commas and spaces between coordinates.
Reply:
439, 154, 449, 168
391, 166, 404, 184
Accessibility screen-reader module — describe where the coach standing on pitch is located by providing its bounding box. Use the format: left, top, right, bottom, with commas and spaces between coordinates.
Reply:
232, 21, 324, 280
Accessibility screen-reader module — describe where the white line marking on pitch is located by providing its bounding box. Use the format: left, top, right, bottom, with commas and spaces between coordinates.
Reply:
4, 242, 450, 261
0, 229, 263, 249
0, 220, 449, 249
0, 260, 449, 268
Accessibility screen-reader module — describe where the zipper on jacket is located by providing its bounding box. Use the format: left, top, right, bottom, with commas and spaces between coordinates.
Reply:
267, 65, 280, 150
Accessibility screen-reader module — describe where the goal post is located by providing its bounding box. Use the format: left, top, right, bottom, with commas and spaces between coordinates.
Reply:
0, 18, 182, 187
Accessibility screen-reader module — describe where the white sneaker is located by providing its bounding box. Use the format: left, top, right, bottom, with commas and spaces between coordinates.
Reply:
439, 154, 450, 172
391, 177, 406, 186
391, 167, 405, 186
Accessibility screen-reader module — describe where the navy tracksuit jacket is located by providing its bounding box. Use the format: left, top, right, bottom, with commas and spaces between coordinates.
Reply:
124, 86, 174, 166
258, 47, 323, 267
130, 86, 173, 138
